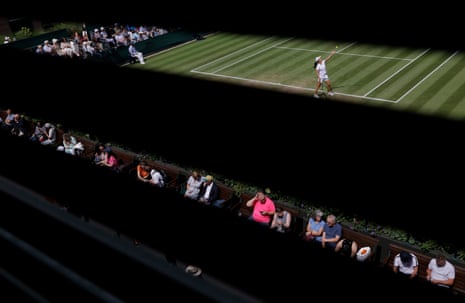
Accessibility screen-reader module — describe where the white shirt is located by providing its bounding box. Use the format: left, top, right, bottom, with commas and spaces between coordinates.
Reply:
316, 60, 328, 79
394, 253, 418, 275
428, 259, 455, 282
150, 169, 164, 186
201, 182, 213, 200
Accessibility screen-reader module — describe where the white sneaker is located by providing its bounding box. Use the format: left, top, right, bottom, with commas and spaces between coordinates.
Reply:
313, 93, 319, 98
328, 92, 334, 96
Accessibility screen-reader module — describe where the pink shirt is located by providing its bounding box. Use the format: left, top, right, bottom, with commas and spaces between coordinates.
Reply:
107, 155, 118, 167
252, 197, 276, 223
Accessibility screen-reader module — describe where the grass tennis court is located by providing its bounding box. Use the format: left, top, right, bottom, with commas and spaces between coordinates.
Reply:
131, 32, 465, 121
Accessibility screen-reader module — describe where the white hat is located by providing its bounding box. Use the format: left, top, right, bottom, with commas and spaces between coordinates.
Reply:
315, 56, 321, 62
185, 265, 202, 277
356, 246, 371, 262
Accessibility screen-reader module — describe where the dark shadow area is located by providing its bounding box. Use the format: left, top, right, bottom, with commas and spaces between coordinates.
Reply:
1, 131, 464, 302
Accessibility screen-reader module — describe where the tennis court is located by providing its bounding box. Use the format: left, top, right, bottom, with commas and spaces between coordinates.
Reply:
133, 32, 465, 121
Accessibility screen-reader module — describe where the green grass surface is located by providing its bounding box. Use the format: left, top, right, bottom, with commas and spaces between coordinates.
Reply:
130, 32, 465, 121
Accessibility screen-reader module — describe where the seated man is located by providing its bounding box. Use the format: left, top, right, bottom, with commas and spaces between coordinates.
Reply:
245, 190, 276, 227
321, 214, 342, 250
149, 168, 165, 188
393, 250, 419, 279
128, 43, 145, 64
198, 175, 219, 205
426, 254, 455, 288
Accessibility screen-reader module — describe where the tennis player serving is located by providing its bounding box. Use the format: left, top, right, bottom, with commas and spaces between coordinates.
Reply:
313, 50, 336, 98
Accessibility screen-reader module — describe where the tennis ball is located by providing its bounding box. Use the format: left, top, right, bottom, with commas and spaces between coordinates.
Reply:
336, 45, 339, 49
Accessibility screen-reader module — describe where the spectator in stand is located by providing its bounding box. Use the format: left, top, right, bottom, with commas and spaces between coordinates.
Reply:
426, 253, 455, 288
184, 170, 203, 200
96, 149, 119, 170
1, 108, 16, 131
30, 120, 46, 143
57, 133, 84, 156
35, 44, 44, 55
198, 175, 219, 205
93, 143, 107, 163
10, 114, 26, 137
393, 250, 419, 279
40, 123, 57, 145
270, 207, 292, 233
246, 190, 276, 227
128, 43, 145, 64
42, 40, 54, 55
303, 209, 325, 242
82, 41, 97, 57
321, 214, 342, 251
136, 161, 152, 182
149, 168, 165, 187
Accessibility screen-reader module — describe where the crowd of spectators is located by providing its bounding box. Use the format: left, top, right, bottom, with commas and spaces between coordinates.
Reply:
0, 106, 460, 297
32, 22, 169, 61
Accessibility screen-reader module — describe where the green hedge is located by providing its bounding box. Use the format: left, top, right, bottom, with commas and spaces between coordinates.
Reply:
2, 28, 69, 50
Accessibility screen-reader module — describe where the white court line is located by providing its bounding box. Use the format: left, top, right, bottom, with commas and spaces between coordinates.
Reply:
277, 46, 411, 61
191, 36, 275, 71
276, 42, 356, 54
210, 37, 294, 74
395, 51, 459, 103
191, 69, 397, 103
363, 48, 430, 97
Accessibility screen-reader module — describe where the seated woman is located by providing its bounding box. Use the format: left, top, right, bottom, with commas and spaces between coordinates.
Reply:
93, 143, 107, 163
40, 123, 57, 145
136, 161, 152, 182
184, 170, 203, 200
270, 207, 292, 233
30, 121, 46, 143
96, 150, 119, 170
303, 209, 325, 242
10, 114, 26, 137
